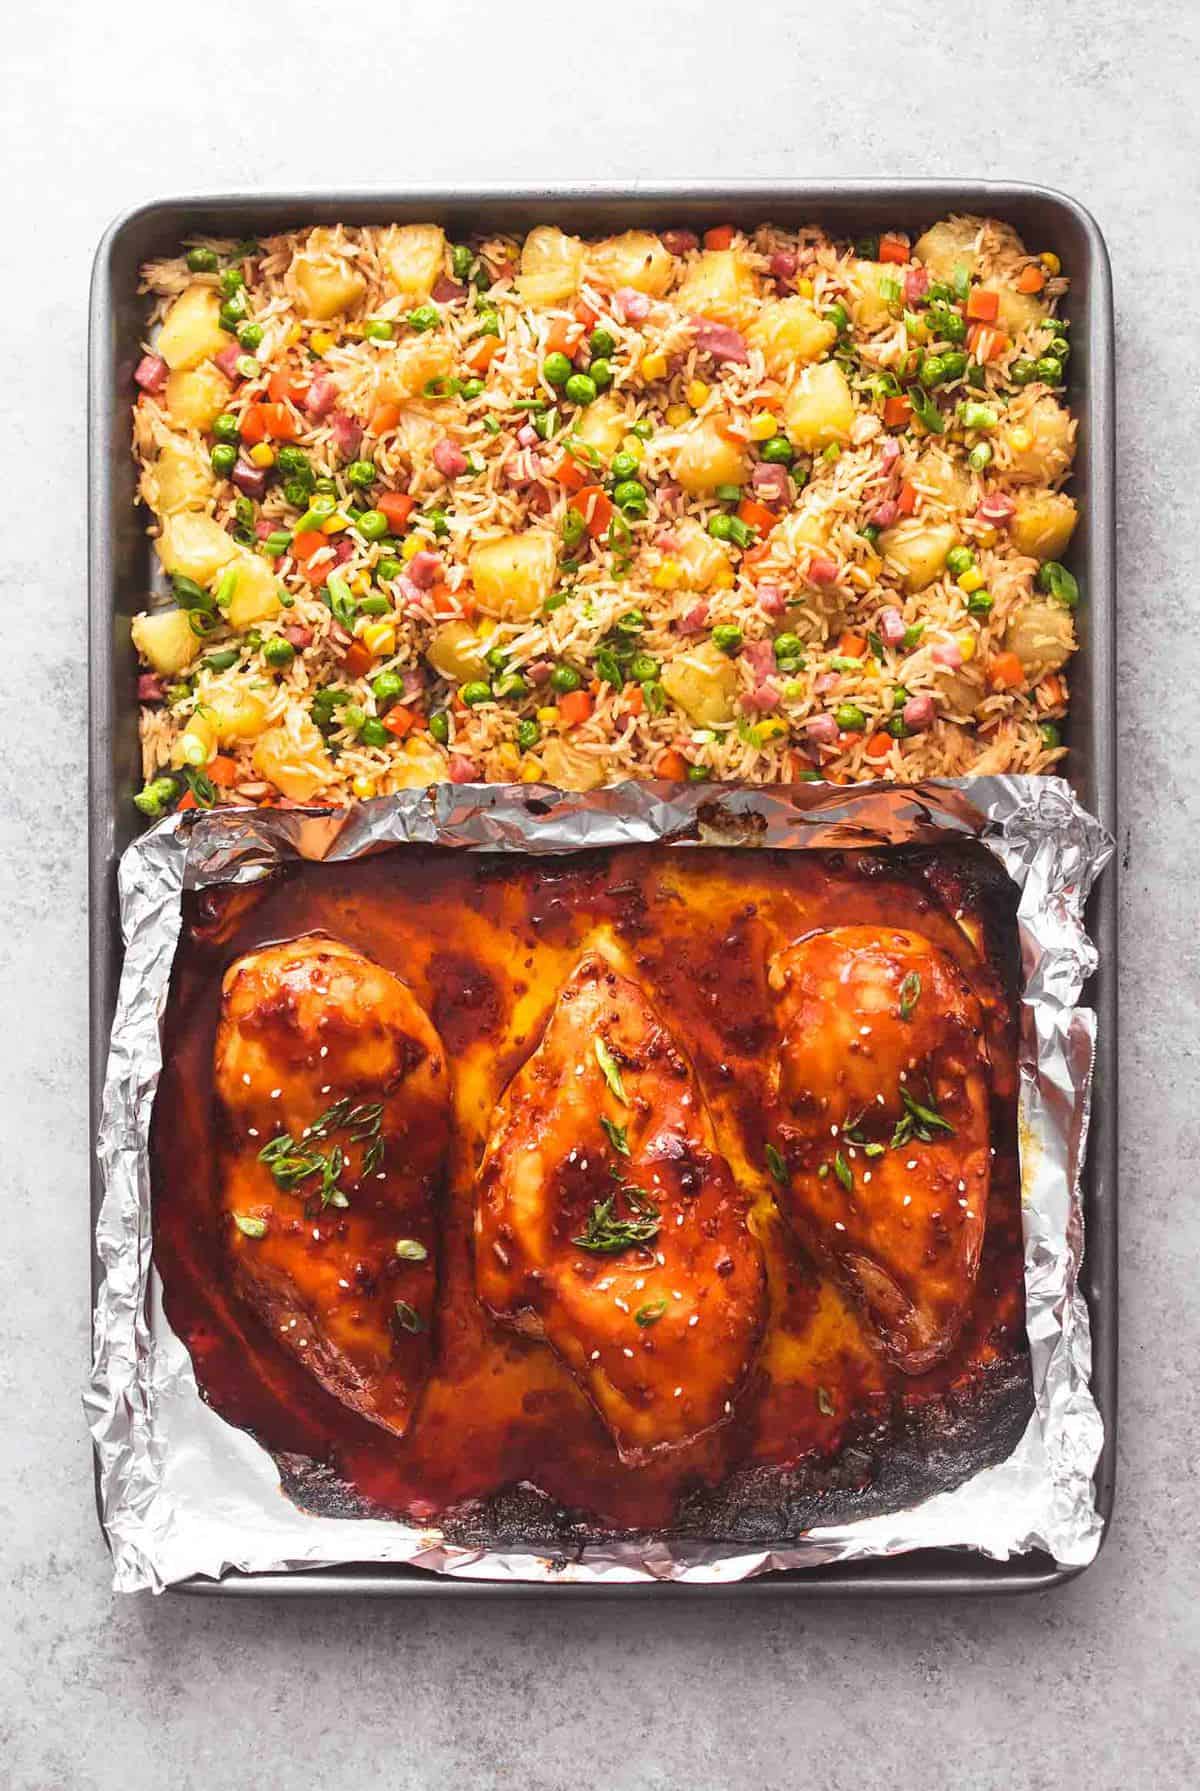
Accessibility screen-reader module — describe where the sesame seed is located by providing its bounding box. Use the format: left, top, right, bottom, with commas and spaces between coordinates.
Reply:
834, 1220, 845, 1231
899, 1071, 907, 1083
319, 1046, 328, 1058
674, 1387, 683, 1398
270, 1088, 281, 1099
907, 1159, 918, 1170
959, 1197, 968, 1208
903, 1194, 912, 1207
247, 1127, 258, 1138
859, 1025, 871, 1036
591, 1350, 600, 1361
830, 1124, 839, 1137
876, 1093, 885, 1105
863, 1171, 872, 1184
615, 1297, 629, 1313
676, 1214, 684, 1226
724, 1401, 732, 1415
242, 1072, 251, 1085
338, 1278, 349, 1289
656, 1252, 666, 1266
635, 1278, 645, 1291
320, 1085, 331, 1095
297, 1339, 307, 1348
672, 1291, 683, 1301
312, 1228, 320, 1240
623, 1347, 634, 1358
688, 1314, 698, 1327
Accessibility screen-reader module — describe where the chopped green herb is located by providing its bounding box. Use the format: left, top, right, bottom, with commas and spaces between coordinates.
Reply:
573, 1185, 661, 1256
600, 1116, 630, 1156
233, 1213, 267, 1239
899, 970, 922, 1021
635, 1299, 668, 1327
833, 1150, 854, 1193
594, 1037, 627, 1103
392, 1300, 425, 1335
765, 1142, 788, 1184
394, 1238, 428, 1262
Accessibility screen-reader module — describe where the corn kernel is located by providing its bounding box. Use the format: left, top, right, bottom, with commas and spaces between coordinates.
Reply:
796, 277, 814, 298
640, 351, 669, 382
665, 403, 691, 427
686, 379, 710, 409
748, 413, 777, 441
755, 718, 787, 743
352, 774, 377, 799
284, 324, 304, 348
536, 706, 559, 727
362, 622, 397, 658
520, 756, 544, 782
401, 532, 430, 561
862, 551, 883, 580
710, 563, 735, 590
498, 742, 521, 772
620, 435, 644, 464
652, 559, 682, 590
975, 524, 998, 548
1008, 426, 1032, 452
477, 617, 497, 640
957, 632, 976, 662
248, 443, 276, 469
957, 567, 985, 594
311, 329, 337, 354
322, 512, 350, 534
1040, 252, 1061, 276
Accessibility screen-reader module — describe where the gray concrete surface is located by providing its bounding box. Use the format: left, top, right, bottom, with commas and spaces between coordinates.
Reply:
2, 2, 1196, 1786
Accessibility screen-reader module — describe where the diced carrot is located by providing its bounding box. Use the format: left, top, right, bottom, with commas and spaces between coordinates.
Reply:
966, 288, 999, 323
623, 685, 645, 717
378, 491, 415, 531
569, 485, 613, 538
1017, 264, 1047, 294
837, 632, 867, 659
896, 480, 917, 517
883, 395, 912, 428
545, 317, 584, 356
1041, 672, 1065, 705
291, 530, 324, 562
342, 641, 374, 678
574, 299, 599, 329
176, 789, 199, 812
704, 225, 735, 251
238, 404, 267, 445
301, 556, 330, 587
370, 400, 402, 435
656, 749, 689, 781
464, 335, 501, 373
557, 690, 594, 728
966, 323, 1011, 364
864, 732, 893, 761
737, 497, 778, 535
742, 541, 772, 571
837, 730, 863, 749
208, 755, 239, 787
879, 233, 910, 265
382, 704, 417, 738
268, 370, 308, 405
258, 402, 300, 441
549, 451, 588, 493
988, 651, 1026, 691
714, 414, 750, 444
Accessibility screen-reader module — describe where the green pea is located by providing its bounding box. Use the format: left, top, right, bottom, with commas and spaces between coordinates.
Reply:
376, 556, 403, 582
423, 508, 450, 538
564, 373, 597, 406
588, 358, 614, 391
1036, 355, 1064, 385
590, 326, 617, 358
238, 321, 264, 351
219, 267, 245, 298
483, 645, 507, 673
727, 517, 754, 549
211, 443, 237, 477
1010, 357, 1039, 386
966, 590, 994, 616
460, 377, 485, 400
774, 633, 803, 661
707, 513, 736, 541
346, 460, 377, 489
493, 673, 528, 700
133, 775, 180, 817
364, 318, 394, 341
451, 244, 474, 280
311, 687, 350, 729
359, 718, 390, 747
550, 664, 582, 694
342, 703, 367, 735
186, 247, 219, 273
835, 703, 867, 731
613, 479, 647, 515
261, 636, 295, 669
921, 354, 947, 387
686, 764, 712, 782
273, 446, 307, 478
474, 311, 501, 338
760, 436, 794, 465
371, 670, 405, 708
945, 545, 976, 576
408, 305, 440, 331
630, 419, 654, 440
284, 478, 314, 508
968, 442, 993, 472
630, 653, 658, 682
461, 681, 492, 706
543, 352, 573, 388
212, 412, 240, 444
885, 714, 908, 738
713, 624, 743, 655
516, 718, 541, 750
860, 522, 881, 545
902, 624, 924, 650
714, 483, 743, 503
610, 452, 639, 481
356, 509, 388, 541
561, 509, 587, 548
218, 291, 248, 329
940, 350, 968, 380
429, 710, 450, 745
235, 354, 260, 380
1039, 722, 1062, 750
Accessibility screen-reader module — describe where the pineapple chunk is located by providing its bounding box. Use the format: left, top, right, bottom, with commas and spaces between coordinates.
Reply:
469, 531, 558, 620
847, 261, 901, 333
206, 684, 270, 743
746, 297, 836, 375
389, 738, 447, 790
384, 223, 447, 303
1010, 489, 1078, 561
914, 215, 983, 284
225, 554, 282, 629
251, 720, 332, 802
427, 620, 487, 682
1004, 598, 1076, 679
156, 285, 232, 372
670, 419, 749, 494
163, 362, 230, 430
153, 438, 214, 514
783, 360, 856, 453
131, 607, 200, 676
155, 511, 238, 585
292, 228, 367, 320
1001, 397, 1075, 483
916, 448, 974, 513
572, 395, 629, 460
540, 737, 606, 792
672, 518, 729, 589
381, 334, 456, 402
585, 231, 674, 297
662, 639, 739, 725
674, 249, 757, 324
777, 502, 832, 556
879, 520, 959, 592
516, 226, 584, 306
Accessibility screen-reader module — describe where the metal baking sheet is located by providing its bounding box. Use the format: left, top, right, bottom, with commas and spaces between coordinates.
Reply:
87, 182, 1117, 1595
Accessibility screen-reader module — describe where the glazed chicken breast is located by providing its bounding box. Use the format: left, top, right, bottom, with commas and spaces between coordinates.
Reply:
214, 935, 450, 1436
767, 927, 991, 1374
475, 943, 767, 1463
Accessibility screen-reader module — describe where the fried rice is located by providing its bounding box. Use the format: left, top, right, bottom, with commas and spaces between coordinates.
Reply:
128, 214, 1080, 816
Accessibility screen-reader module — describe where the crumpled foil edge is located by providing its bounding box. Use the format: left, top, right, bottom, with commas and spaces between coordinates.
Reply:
84, 776, 1112, 1591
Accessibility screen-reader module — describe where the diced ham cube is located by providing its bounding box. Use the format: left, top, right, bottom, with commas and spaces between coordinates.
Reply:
134, 354, 168, 394
902, 693, 936, 731
878, 606, 907, 647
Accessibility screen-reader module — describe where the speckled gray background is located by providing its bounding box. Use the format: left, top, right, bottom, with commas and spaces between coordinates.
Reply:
3, 2, 1196, 1786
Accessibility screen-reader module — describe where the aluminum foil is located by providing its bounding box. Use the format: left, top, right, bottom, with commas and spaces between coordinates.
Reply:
86, 775, 1112, 1592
